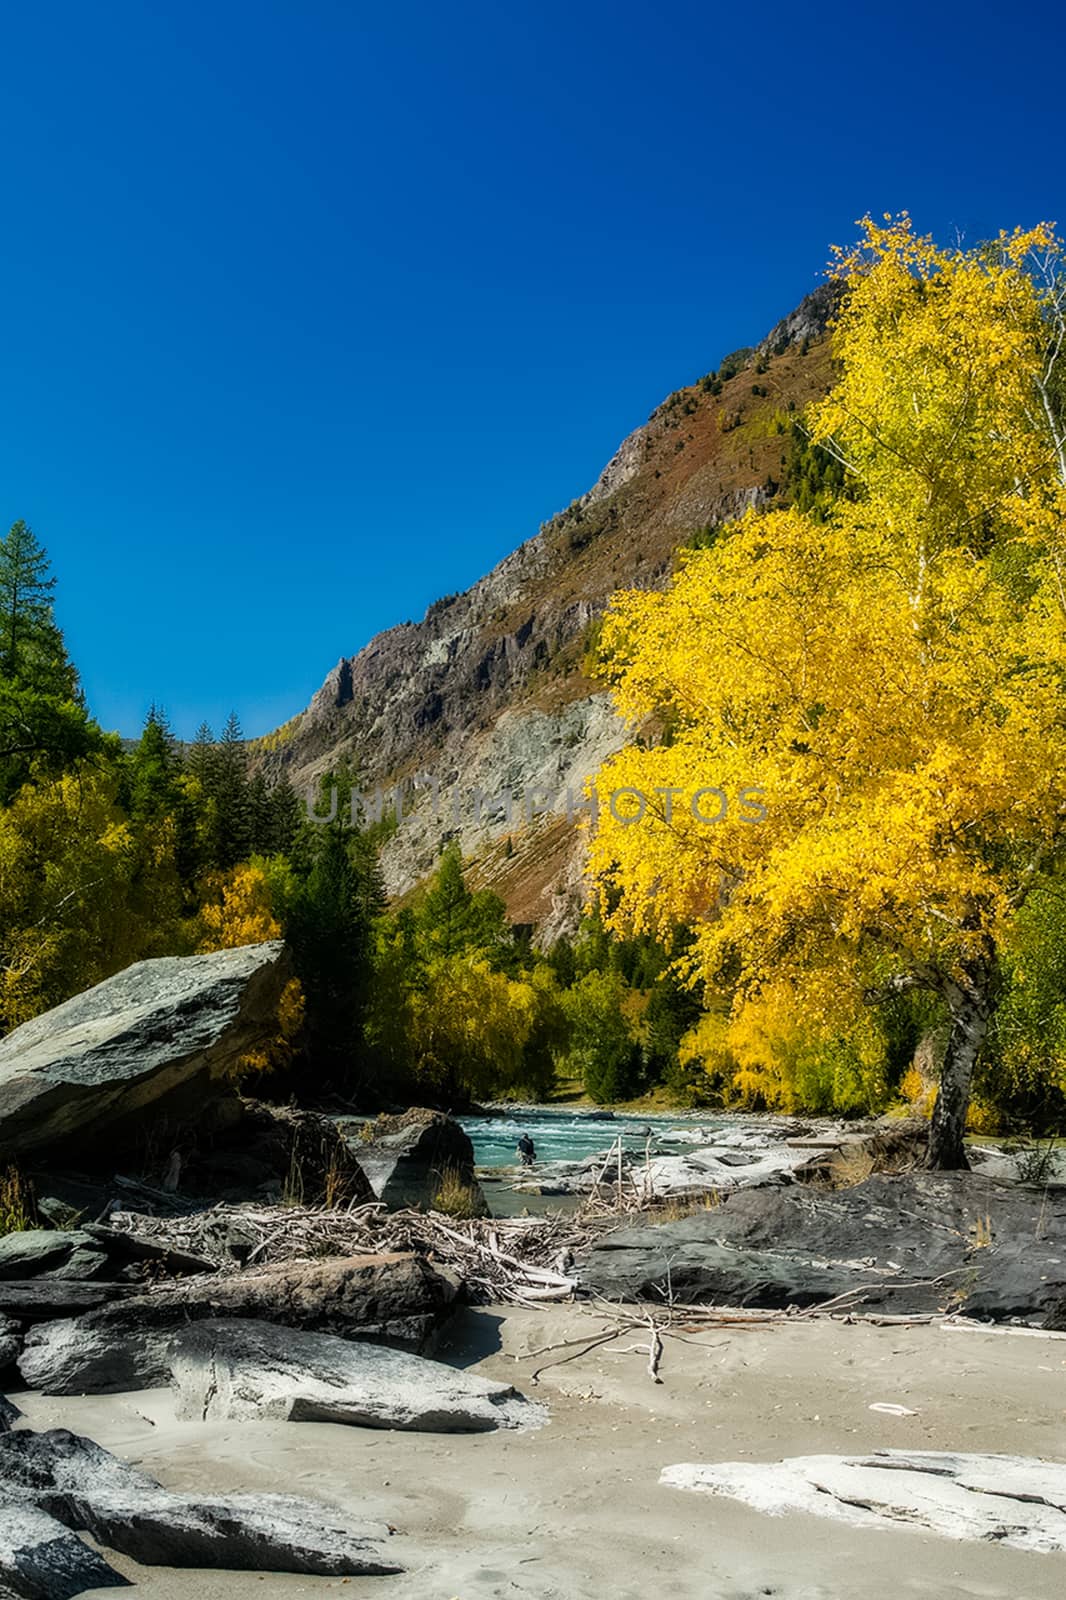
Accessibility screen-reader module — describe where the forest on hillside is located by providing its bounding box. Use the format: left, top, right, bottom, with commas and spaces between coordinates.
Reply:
2, 216, 1065, 1156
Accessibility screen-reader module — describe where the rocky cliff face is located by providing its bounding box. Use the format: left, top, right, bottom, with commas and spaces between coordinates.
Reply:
258, 290, 838, 935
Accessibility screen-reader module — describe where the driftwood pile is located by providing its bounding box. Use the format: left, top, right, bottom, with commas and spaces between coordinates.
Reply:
106, 1201, 600, 1306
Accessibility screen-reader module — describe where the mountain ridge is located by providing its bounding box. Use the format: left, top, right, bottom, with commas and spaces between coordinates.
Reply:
257, 285, 840, 935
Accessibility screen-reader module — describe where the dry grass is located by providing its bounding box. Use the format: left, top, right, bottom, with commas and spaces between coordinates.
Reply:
970, 1213, 994, 1250
652, 1192, 722, 1223
323, 1153, 349, 1210
432, 1165, 482, 1219
0, 1164, 34, 1235
826, 1146, 877, 1189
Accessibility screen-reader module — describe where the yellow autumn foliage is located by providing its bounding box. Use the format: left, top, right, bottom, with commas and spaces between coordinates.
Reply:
195, 860, 305, 1077
590, 216, 1066, 1152
0, 769, 183, 1031
196, 861, 282, 951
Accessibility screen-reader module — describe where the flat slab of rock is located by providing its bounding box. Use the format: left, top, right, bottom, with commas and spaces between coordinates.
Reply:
0, 942, 287, 1159
0, 1426, 401, 1580
0, 1282, 138, 1326
0, 1499, 126, 1598
579, 1172, 1066, 1320
171, 1317, 545, 1431
0, 1232, 108, 1283
19, 1251, 458, 1394
662, 1449, 1066, 1553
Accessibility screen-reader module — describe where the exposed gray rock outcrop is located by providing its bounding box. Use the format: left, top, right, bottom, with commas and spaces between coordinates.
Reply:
0, 1426, 401, 1584
170, 1317, 544, 1431
19, 1251, 459, 1394
662, 1450, 1066, 1553
756, 280, 843, 361
0, 943, 288, 1159
579, 1173, 1066, 1320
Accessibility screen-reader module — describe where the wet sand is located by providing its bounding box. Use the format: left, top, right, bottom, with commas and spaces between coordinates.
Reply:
12, 1307, 1066, 1600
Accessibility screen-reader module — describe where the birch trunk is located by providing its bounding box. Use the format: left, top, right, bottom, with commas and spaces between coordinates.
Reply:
927, 959, 994, 1171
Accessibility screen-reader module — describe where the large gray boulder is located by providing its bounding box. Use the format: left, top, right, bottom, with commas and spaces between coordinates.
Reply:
0, 1426, 401, 1581
170, 1317, 544, 1431
352, 1108, 487, 1213
19, 1251, 459, 1394
579, 1172, 1066, 1320
0, 943, 288, 1159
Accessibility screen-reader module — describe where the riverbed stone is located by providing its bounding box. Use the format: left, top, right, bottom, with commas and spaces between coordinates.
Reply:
0, 1233, 108, 1283
352, 1108, 487, 1213
170, 1317, 545, 1430
0, 1499, 125, 1598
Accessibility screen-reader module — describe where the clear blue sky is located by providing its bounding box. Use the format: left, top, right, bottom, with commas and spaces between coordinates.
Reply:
3, 0, 1063, 738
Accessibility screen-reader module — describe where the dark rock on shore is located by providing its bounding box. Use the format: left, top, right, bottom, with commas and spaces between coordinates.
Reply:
0, 1282, 139, 1326
19, 1250, 460, 1394
0, 1499, 126, 1598
0, 943, 288, 1160
352, 1108, 487, 1214
578, 1173, 1066, 1321
181, 1098, 374, 1207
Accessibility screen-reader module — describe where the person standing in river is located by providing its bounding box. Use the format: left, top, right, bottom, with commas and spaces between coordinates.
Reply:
516, 1132, 536, 1166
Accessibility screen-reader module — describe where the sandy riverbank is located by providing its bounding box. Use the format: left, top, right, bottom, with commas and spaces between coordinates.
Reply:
12, 1307, 1066, 1600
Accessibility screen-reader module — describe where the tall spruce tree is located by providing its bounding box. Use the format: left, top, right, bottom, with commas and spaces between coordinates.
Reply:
417, 841, 510, 964
0, 521, 97, 798
282, 812, 375, 1092
0, 521, 73, 694
206, 710, 252, 870
128, 705, 180, 821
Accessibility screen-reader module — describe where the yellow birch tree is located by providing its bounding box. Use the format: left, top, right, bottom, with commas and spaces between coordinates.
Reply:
589, 215, 1066, 1168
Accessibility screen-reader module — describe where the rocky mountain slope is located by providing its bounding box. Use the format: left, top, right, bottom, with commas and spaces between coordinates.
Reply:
257, 286, 839, 937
